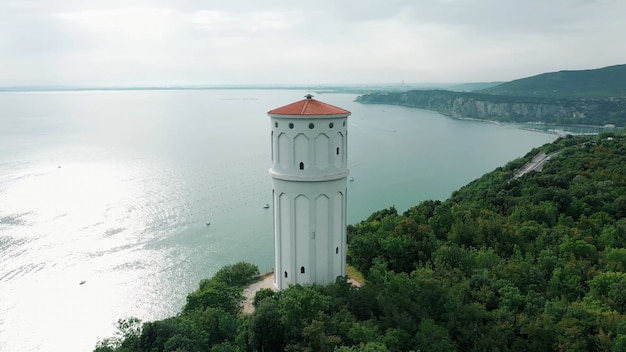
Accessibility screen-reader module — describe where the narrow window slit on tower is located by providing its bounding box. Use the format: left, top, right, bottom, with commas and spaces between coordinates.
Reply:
336, 147, 340, 155
336, 247, 339, 254
301, 266, 305, 274
284, 271, 288, 278
299, 162, 304, 170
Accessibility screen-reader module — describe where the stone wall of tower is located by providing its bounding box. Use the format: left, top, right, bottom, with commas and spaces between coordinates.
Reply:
269, 114, 349, 290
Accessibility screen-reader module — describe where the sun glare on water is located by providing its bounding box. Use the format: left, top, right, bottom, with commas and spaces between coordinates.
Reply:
0, 159, 185, 351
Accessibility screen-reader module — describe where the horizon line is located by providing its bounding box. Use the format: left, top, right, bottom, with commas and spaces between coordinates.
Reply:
0, 81, 498, 93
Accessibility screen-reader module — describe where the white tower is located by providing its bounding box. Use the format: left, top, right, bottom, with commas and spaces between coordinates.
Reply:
268, 94, 351, 290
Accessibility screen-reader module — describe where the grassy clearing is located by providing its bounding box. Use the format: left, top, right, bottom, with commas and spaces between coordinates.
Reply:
347, 265, 365, 286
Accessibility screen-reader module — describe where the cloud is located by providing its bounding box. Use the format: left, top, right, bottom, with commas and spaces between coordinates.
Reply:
192, 9, 303, 33
0, 0, 624, 86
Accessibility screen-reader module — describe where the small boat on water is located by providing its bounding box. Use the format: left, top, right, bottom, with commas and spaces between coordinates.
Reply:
206, 222, 211, 226
349, 177, 354, 182
263, 203, 270, 209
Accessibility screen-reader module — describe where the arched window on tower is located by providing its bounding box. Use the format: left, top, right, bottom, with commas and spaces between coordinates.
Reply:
284, 271, 288, 278
299, 161, 304, 170
301, 266, 305, 274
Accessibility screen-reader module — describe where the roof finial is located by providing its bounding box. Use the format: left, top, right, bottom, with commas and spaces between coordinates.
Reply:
305, 93, 313, 100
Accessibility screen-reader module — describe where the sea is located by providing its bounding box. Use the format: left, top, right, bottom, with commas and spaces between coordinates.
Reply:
0, 89, 556, 352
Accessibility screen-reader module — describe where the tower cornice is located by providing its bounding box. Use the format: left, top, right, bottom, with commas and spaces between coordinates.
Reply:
269, 169, 350, 182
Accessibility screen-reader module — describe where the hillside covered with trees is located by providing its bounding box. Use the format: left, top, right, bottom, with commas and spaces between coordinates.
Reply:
355, 64, 626, 127
477, 64, 626, 98
95, 130, 626, 351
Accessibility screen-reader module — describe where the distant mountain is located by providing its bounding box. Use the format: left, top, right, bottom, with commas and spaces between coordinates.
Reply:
446, 82, 504, 92
476, 64, 626, 98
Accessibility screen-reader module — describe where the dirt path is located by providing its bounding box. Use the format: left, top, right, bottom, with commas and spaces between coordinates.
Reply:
242, 274, 276, 314
241, 273, 363, 314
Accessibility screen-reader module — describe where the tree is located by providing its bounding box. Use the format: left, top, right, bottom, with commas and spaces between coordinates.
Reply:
279, 284, 333, 342
414, 318, 457, 352
253, 288, 276, 308
248, 298, 284, 351
183, 279, 244, 315
603, 248, 626, 272
213, 262, 260, 286
94, 318, 142, 351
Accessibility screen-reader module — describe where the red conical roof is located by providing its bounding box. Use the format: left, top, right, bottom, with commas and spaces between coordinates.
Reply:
268, 94, 351, 116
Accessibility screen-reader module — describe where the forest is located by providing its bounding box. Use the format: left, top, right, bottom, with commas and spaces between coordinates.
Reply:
95, 130, 626, 352
476, 64, 626, 98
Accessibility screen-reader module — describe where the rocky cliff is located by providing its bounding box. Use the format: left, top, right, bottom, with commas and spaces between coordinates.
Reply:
355, 90, 626, 126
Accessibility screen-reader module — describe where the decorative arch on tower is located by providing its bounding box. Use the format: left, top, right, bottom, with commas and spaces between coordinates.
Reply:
277, 132, 289, 169
333, 132, 344, 168
294, 133, 309, 171
314, 133, 330, 169
333, 191, 345, 276
295, 194, 310, 283
278, 192, 291, 285
315, 194, 330, 282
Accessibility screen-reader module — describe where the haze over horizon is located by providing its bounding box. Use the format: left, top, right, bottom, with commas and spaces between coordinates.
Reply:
1, 0, 625, 87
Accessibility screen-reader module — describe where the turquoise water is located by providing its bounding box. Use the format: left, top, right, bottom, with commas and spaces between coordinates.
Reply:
0, 89, 556, 351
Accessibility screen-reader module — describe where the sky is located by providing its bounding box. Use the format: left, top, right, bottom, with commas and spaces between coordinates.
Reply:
1, 0, 625, 87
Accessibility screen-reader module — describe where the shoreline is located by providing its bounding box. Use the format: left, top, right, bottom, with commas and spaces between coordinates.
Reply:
355, 100, 619, 132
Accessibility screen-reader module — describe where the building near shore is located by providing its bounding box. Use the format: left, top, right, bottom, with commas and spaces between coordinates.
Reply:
267, 94, 351, 290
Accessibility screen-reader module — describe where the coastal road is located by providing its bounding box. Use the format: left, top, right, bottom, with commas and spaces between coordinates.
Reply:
512, 150, 561, 180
